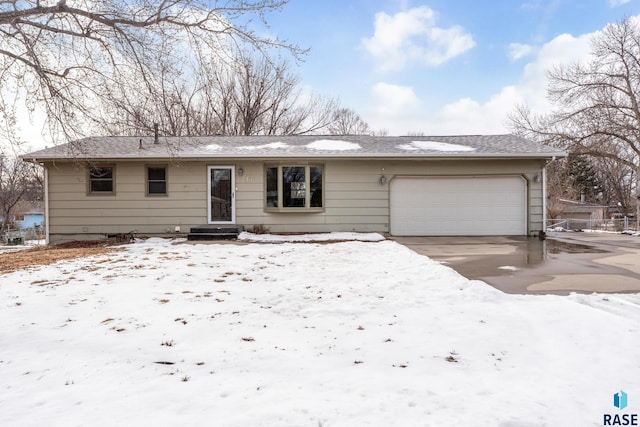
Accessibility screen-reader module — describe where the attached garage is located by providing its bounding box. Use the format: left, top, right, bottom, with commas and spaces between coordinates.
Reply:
390, 176, 527, 236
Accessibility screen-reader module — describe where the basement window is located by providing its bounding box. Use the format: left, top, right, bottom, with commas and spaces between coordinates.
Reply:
265, 165, 323, 211
88, 166, 114, 194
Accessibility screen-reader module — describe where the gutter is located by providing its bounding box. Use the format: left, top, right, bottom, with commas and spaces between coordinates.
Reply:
25, 152, 569, 162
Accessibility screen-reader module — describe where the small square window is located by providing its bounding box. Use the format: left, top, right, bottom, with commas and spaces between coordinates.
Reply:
147, 166, 167, 195
89, 167, 114, 193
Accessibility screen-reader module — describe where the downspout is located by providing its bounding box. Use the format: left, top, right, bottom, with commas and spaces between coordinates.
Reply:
44, 165, 50, 244
636, 164, 640, 232
542, 165, 547, 233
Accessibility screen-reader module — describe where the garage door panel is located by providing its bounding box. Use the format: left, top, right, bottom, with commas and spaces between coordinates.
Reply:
390, 176, 526, 236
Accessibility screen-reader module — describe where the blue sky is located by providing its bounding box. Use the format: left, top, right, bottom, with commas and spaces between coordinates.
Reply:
12, 0, 640, 147
262, 0, 640, 135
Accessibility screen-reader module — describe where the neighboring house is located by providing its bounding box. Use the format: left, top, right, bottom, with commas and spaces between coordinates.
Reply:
13, 200, 44, 230
16, 212, 44, 230
0, 205, 44, 232
554, 199, 606, 230
22, 135, 564, 244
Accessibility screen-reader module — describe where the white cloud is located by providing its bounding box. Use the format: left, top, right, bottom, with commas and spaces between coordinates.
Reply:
361, 6, 475, 71
508, 43, 535, 61
425, 31, 593, 133
362, 25, 599, 135
364, 82, 424, 134
609, 0, 630, 6
371, 82, 421, 115
424, 86, 524, 135
364, 83, 521, 135
517, 32, 593, 112
520, 1, 543, 11
444, 30, 593, 133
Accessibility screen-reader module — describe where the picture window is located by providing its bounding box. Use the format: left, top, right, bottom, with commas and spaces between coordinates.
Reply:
265, 165, 323, 210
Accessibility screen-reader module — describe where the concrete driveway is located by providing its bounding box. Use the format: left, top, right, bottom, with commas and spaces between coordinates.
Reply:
392, 232, 640, 295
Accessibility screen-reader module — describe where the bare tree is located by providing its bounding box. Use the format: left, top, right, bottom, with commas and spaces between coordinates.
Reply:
593, 156, 636, 214
327, 108, 371, 135
108, 54, 340, 136
542, 156, 601, 219
201, 55, 340, 136
225, 55, 327, 135
545, 159, 574, 220
0, 0, 305, 144
509, 17, 640, 221
0, 152, 41, 234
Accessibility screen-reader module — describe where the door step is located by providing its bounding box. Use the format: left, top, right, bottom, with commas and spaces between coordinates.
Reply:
187, 225, 244, 241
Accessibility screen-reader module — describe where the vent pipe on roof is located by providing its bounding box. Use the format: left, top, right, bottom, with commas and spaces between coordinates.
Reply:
154, 123, 159, 144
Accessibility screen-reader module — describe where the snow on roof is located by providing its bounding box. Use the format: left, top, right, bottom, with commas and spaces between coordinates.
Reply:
237, 142, 290, 150
22, 134, 566, 161
400, 140, 476, 152
306, 139, 361, 151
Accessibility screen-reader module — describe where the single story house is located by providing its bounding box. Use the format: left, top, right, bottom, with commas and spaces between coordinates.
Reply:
16, 212, 45, 230
22, 134, 564, 244
14, 200, 45, 230
554, 199, 607, 230
0, 201, 44, 231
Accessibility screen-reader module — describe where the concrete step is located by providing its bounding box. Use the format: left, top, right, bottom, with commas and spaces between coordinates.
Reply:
187, 233, 239, 241
189, 225, 243, 234
187, 225, 243, 241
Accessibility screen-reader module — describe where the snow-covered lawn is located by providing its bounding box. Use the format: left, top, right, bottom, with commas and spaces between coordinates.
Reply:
1, 238, 639, 426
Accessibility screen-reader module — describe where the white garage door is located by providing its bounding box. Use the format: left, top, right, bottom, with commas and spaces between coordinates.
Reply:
390, 176, 526, 236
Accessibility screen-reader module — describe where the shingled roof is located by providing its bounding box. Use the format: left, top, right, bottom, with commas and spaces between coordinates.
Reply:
22, 134, 565, 161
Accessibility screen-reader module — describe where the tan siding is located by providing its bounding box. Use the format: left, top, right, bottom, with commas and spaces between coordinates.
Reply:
51, 208, 205, 218
45, 158, 547, 240
50, 216, 203, 226
46, 161, 210, 237
50, 199, 206, 209
326, 191, 388, 200
325, 207, 388, 216
325, 199, 388, 208
324, 215, 388, 224
324, 183, 386, 192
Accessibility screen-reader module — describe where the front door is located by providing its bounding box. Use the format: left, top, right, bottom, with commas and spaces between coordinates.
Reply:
208, 166, 235, 224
